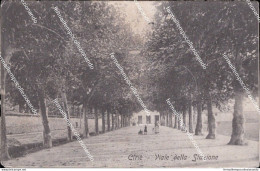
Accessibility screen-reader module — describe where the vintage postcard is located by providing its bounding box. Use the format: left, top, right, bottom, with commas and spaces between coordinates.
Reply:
0, 0, 259, 168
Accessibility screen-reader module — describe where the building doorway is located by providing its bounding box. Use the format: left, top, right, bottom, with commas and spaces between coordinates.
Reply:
146, 115, 151, 124
138, 116, 142, 124
155, 115, 160, 125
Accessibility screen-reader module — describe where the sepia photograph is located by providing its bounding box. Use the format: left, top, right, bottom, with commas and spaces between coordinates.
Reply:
0, 0, 259, 169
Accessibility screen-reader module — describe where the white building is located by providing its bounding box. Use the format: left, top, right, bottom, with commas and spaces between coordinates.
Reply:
131, 110, 160, 126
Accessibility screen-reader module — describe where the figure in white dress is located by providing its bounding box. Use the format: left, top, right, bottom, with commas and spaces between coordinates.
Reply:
155, 121, 159, 134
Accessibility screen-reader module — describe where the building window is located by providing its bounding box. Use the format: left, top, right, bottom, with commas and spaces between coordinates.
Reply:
146, 115, 151, 124
138, 116, 142, 124
155, 115, 159, 124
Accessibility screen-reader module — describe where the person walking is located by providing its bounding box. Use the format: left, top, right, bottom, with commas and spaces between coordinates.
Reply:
144, 125, 148, 135
155, 121, 159, 134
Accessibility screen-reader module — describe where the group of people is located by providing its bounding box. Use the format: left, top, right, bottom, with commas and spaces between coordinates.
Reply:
138, 121, 160, 135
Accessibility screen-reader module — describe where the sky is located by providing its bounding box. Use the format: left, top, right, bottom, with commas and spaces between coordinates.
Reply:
110, 1, 158, 34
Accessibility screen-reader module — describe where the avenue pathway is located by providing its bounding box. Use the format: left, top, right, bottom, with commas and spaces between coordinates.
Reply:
2, 125, 258, 168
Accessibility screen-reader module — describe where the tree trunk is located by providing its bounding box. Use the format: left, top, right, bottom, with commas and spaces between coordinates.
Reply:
94, 107, 99, 135
195, 101, 203, 135
79, 105, 82, 128
169, 112, 173, 127
205, 92, 216, 139
115, 113, 118, 129
182, 108, 187, 132
107, 108, 110, 131
165, 112, 168, 127
127, 116, 129, 126
18, 104, 23, 113
78, 106, 80, 117
118, 114, 120, 128
1, 18, 20, 159
25, 104, 30, 113
38, 90, 52, 148
61, 91, 72, 141
174, 115, 177, 128
122, 115, 124, 127
160, 112, 163, 125
71, 104, 74, 117
102, 108, 105, 133
83, 102, 89, 138
171, 114, 174, 127
177, 114, 181, 130
188, 101, 194, 133
112, 113, 115, 130
120, 114, 123, 127
124, 116, 126, 127
162, 114, 165, 126
228, 90, 246, 145
1, 62, 10, 160
114, 113, 117, 129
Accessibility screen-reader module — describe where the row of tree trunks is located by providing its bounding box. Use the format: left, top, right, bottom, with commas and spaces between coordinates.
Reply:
167, 103, 192, 134
118, 114, 131, 127
82, 104, 125, 137
164, 107, 193, 132
170, 98, 213, 138
164, 95, 206, 138
85, 106, 131, 135
192, 91, 245, 145
165, 94, 202, 137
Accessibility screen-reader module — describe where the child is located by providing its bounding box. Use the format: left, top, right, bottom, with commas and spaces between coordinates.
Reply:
144, 125, 147, 135
155, 121, 159, 134
138, 129, 143, 135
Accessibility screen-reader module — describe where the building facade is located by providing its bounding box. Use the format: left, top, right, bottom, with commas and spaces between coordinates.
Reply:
131, 110, 160, 126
